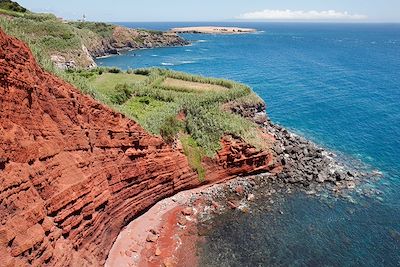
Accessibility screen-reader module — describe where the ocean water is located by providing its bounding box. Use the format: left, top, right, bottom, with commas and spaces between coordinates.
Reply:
97, 23, 400, 266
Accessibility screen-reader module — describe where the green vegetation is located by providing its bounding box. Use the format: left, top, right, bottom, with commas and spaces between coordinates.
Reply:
0, 5, 118, 69
0, 0, 26, 13
0, 3, 269, 181
68, 21, 114, 38
160, 117, 184, 143
181, 135, 206, 182
137, 29, 163, 35
0, 5, 117, 97
0, 9, 95, 67
82, 68, 267, 158
89, 72, 147, 96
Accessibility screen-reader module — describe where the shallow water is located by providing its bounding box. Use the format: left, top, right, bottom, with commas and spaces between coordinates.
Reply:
97, 22, 400, 266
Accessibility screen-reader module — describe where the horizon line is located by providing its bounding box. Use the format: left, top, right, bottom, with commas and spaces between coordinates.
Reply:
103, 20, 400, 24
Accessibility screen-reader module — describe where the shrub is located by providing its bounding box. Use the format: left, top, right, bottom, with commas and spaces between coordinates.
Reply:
133, 68, 151, 76
68, 21, 114, 38
160, 116, 182, 143
108, 67, 121, 74
110, 83, 132, 105
181, 135, 206, 182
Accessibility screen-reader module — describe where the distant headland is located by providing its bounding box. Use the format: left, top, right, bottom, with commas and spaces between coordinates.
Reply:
170, 26, 257, 34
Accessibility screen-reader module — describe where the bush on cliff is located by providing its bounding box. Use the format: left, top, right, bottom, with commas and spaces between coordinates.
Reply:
68, 21, 114, 38
181, 135, 206, 182
110, 83, 132, 105
0, 0, 26, 13
160, 116, 183, 143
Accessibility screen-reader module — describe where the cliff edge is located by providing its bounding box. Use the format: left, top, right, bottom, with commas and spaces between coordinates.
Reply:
0, 29, 276, 266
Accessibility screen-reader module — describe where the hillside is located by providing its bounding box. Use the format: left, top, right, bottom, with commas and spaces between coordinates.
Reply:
0, 6, 188, 69
70, 68, 272, 180
0, 0, 26, 13
0, 28, 278, 266
0, 2, 274, 179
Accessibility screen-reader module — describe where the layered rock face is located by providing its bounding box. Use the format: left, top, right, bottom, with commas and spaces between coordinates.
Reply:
0, 29, 198, 266
204, 135, 277, 183
0, 29, 276, 266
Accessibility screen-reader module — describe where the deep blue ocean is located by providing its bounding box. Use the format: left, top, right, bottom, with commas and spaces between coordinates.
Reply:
97, 22, 400, 266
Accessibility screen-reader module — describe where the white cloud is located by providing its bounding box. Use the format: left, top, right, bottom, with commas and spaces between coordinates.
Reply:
237, 9, 367, 21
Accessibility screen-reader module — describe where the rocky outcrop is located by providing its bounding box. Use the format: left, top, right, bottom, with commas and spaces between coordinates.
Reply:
0, 29, 276, 266
226, 92, 361, 189
203, 135, 278, 183
223, 99, 267, 125
86, 26, 189, 60
51, 45, 96, 70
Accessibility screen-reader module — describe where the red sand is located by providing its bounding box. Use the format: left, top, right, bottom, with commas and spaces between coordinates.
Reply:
105, 189, 204, 267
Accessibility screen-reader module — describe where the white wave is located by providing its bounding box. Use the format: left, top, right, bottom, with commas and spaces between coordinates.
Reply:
161, 62, 174, 66
197, 40, 208, 43
185, 49, 192, 52
180, 60, 196, 64
96, 55, 113, 59
151, 54, 159, 57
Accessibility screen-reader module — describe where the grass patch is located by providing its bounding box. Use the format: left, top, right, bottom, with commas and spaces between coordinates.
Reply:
93, 68, 267, 157
89, 72, 147, 95
161, 77, 228, 93
68, 21, 114, 38
82, 68, 266, 158
181, 135, 206, 182
120, 96, 180, 135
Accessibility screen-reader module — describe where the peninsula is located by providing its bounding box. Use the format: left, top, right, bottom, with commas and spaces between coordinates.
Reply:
170, 26, 257, 34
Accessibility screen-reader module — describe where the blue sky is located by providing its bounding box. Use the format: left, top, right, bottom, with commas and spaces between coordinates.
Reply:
18, 0, 400, 22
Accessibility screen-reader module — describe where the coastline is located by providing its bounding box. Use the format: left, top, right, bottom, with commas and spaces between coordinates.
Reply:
2, 3, 399, 265
87, 26, 190, 63
106, 120, 375, 266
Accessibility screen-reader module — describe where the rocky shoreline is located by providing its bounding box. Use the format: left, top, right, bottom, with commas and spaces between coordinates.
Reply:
105, 89, 379, 267
226, 95, 365, 190
106, 116, 376, 266
88, 26, 189, 59
267, 122, 361, 190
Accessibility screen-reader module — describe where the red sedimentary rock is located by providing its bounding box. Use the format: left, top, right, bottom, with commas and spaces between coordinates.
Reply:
0, 29, 277, 266
203, 135, 277, 183
0, 29, 197, 266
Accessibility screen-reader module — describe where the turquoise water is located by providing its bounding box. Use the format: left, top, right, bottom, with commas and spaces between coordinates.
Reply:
97, 23, 400, 266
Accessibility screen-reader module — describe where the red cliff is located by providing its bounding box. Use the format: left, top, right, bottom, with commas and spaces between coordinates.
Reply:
0, 29, 276, 266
